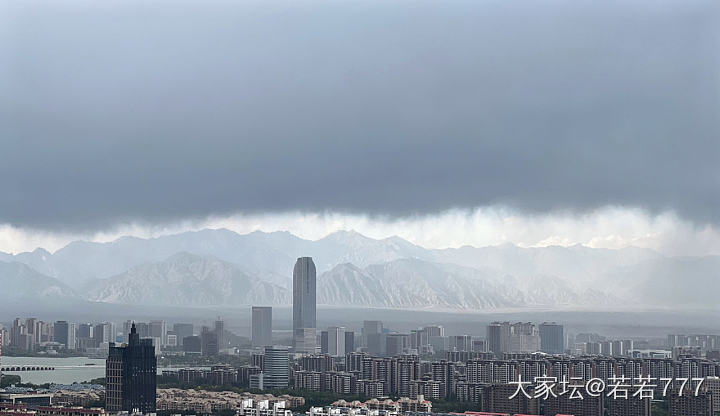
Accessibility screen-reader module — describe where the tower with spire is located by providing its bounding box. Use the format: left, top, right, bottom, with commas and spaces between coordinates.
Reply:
106, 321, 157, 413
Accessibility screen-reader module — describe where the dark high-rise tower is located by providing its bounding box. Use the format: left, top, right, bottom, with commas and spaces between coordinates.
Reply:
200, 326, 219, 356
344, 331, 355, 354
293, 257, 316, 353
539, 322, 564, 354
106, 323, 157, 413
53, 321, 69, 348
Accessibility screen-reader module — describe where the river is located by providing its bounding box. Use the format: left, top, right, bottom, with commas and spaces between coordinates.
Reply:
1, 356, 107, 385
1, 357, 210, 385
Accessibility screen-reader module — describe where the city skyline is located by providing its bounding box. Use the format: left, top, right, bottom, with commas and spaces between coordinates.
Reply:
3, 308, 719, 416
2, 0, 718, 414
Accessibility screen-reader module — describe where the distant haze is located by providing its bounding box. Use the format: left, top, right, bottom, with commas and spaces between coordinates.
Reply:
1, 228, 718, 312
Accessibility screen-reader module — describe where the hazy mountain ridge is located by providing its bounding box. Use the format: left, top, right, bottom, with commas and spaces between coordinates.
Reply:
80, 254, 621, 309
0, 229, 716, 310
0, 229, 424, 288
85, 252, 291, 306
1, 229, 300, 288
0, 260, 78, 300
317, 260, 521, 310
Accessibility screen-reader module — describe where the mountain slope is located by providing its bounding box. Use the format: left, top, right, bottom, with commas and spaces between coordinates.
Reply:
317, 258, 620, 310
0, 260, 78, 300
85, 252, 290, 306
429, 243, 662, 286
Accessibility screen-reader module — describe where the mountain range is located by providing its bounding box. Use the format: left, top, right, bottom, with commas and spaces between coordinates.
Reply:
0, 229, 717, 310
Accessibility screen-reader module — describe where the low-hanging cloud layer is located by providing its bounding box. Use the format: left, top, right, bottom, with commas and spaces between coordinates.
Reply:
2, 207, 720, 257
1, 0, 718, 249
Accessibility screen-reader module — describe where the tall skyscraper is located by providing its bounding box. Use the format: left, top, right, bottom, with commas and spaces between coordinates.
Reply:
251, 306, 273, 348
149, 320, 166, 347
25, 318, 38, 350
68, 323, 76, 350
106, 323, 157, 413
76, 323, 96, 350
508, 322, 540, 353
92, 322, 115, 345
94, 323, 106, 345
385, 333, 409, 357
451, 334, 473, 352
344, 331, 355, 354
214, 318, 225, 350
488, 322, 510, 356
363, 320, 385, 356
327, 326, 346, 357
54, 321, 69, 348
320, 330, 329, 354
424, 325, 445, 337
106, 322, 117, 343
77, 323, 92, 339
293, 257, 316, 353
294, 328, 317, 354
200, 326, 219, 356
539, 322, 564, 354
488, 322, 540, 355
363, 320, 383, 345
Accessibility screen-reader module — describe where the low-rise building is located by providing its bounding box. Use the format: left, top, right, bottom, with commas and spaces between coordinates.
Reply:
237, 399, 292, 416
0, 394, 53, 407
155, 388, 304, 413
0, 404, 106, 416
330, 397, 431, 413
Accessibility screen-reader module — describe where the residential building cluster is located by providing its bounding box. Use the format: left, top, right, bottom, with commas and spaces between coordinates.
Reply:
331, 396, 432, 413
51, 390, 105, 408
0, 403, 107, 416
289, 348, 720, 399
156, 388, 304, 413
162, 365, 248, 386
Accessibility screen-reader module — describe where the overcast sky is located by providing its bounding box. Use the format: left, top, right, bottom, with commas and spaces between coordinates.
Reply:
1, 0, 718, 254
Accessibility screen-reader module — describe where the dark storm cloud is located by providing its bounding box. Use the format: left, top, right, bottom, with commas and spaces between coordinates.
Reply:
1, 0, 718, 231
